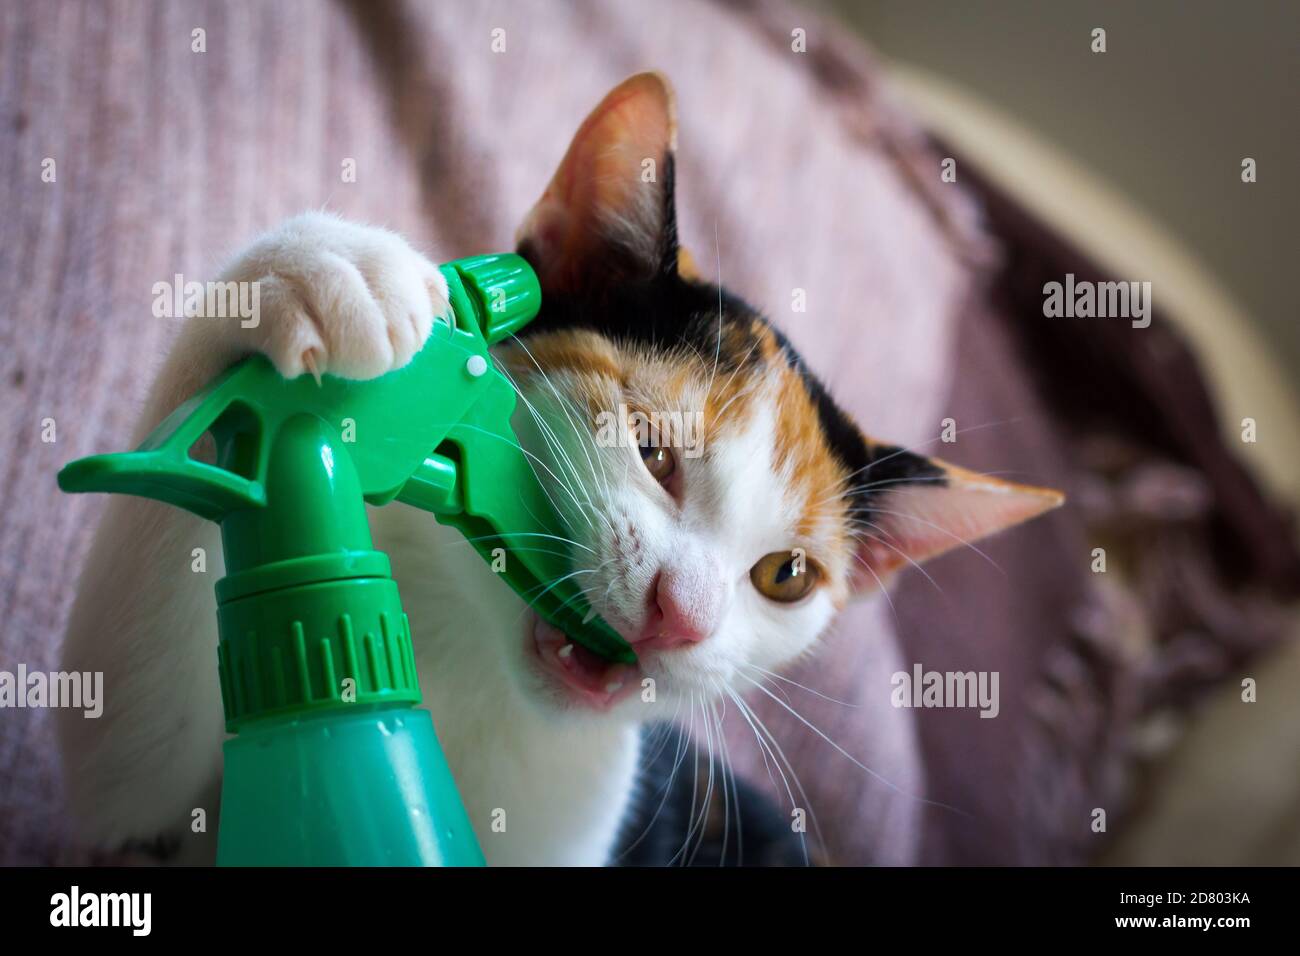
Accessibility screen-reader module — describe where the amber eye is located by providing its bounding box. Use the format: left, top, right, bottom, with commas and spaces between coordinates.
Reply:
639, 442, 676, 484
749, 551, 820, 603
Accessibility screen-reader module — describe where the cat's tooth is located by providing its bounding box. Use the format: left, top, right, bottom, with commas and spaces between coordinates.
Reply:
558, 643, 574, 661
604, 680, 624, 694
582, 606, 597, 625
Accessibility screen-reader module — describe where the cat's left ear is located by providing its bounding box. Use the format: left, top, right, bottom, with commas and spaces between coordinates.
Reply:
848, 457, 1063, 593
516, 72, 682, 294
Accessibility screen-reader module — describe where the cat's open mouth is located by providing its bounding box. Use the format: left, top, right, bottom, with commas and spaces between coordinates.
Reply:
529, 612, 641, 709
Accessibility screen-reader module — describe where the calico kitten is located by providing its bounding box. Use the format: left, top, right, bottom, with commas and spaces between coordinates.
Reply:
58, 73, 1060, 866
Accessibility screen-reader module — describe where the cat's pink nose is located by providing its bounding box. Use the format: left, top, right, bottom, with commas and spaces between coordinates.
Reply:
636, 567, 719, 648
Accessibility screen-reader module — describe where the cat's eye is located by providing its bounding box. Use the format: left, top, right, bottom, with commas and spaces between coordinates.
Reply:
749, 551, 820, 603
639, 443, 676, 485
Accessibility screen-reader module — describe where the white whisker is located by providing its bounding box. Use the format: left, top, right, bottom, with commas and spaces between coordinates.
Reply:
737, 671, 970, 818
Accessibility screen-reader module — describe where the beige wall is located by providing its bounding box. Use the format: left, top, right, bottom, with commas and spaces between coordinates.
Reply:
826, 0, 1297, 371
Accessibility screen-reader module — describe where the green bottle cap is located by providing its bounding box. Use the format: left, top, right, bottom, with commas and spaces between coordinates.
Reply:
448, 253, 543, 345
214, 414, 421, 729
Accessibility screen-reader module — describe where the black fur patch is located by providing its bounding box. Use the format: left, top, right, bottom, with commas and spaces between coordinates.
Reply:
614, 723, 816, 866
763, 321, 945, 520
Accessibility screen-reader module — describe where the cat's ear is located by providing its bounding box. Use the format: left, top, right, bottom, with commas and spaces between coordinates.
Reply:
848, 457, 1063, 593
516, 72, 681, 293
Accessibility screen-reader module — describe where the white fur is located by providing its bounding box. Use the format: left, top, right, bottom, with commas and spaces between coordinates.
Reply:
58, 214, 834, 865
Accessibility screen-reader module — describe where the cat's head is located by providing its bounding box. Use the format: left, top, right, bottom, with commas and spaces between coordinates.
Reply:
496, 73, 1061, 720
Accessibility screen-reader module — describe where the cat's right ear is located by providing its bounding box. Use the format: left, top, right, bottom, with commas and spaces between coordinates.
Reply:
516, 72, 681, 295
847, 459, 1063, 594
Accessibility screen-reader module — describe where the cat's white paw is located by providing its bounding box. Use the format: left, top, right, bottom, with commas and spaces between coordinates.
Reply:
221, 212, 448, 380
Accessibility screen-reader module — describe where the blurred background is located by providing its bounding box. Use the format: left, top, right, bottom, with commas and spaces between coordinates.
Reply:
824, 0, 1300, 863
830, 0, 1300, 499
0, 0, 1296, 866
838, 0, 1297, 373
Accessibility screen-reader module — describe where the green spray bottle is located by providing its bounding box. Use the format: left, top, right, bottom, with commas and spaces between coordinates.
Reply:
57, 254, 635, 866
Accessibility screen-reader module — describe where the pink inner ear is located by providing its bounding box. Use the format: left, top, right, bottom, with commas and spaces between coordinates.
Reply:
518, 200, 571, 275
851, 480, 1063, 590
516, 73, 676, 291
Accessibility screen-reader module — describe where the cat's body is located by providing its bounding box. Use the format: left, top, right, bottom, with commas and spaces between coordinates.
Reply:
59, 74, 1060, 865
